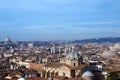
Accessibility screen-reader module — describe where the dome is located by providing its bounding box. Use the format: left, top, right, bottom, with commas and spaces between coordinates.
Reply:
66, 51, 81, 60
5, 37, 11, 43
5, 37, 10, 41
18, 77, 26, 80
82, 71, 94, 77
101, 51, 119, 58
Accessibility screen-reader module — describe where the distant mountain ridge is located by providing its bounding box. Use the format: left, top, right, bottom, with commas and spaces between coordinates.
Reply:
0, 37, 120, 44
74, 37, 120, 43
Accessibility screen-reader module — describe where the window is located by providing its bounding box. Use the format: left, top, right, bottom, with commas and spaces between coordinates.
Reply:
99, 67, 102, 70
74, 63, 76, 67
63, 72, 66, 77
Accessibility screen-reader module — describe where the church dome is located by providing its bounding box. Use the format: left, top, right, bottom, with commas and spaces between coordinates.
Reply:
5, 36, 11, 43
82, 71, 94, 77
66, 51, 81, 60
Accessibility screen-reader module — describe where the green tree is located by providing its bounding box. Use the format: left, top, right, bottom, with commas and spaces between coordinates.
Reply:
106, 72, 119, 80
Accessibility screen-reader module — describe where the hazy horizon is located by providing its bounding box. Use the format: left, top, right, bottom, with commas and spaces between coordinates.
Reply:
0, 0, 120, 41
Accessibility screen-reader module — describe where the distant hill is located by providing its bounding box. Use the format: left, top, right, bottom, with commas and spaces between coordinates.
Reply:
1, 37, 120, 44
74, 37, 120, 43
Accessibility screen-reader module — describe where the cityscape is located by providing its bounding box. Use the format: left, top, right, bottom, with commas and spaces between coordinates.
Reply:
0, 37, 120, 80
0, 0, 120, 80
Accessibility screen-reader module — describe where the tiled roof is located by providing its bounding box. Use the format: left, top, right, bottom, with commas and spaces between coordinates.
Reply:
45, 62, 74, 70
30, 63, 44, 72
45, 62, 64, 68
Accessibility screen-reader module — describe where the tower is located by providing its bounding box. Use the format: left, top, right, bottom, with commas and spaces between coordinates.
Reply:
59, 46, 61, 54
51, 44, 56, 53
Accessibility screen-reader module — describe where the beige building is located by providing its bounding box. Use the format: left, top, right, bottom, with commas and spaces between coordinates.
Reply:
42, 50, 88, 79
44, 62, 75, 78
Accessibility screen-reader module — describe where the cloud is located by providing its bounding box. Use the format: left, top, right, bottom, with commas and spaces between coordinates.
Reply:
21, 20, 116, 32
79, 21, 114, 25
42, 0, 74, 3
20, 25, 85, 34
21, 25, 69, 32
19, 24, 93, 35
68, 21, 115, 28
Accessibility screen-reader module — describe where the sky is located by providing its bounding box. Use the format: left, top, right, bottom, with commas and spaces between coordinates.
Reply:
0, 0, 120, 41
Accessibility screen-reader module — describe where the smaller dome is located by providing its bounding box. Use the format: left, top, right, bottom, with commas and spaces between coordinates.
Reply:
18, 77, 25, 80
82, 71, 94, 77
